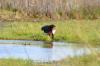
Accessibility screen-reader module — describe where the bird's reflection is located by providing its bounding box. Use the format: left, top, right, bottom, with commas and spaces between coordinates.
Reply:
42, 41, 53, 48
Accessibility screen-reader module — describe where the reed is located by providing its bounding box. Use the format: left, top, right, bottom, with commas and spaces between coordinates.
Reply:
0, 0, 100, 19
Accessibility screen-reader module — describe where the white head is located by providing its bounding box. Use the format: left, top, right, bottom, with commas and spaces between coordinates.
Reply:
52, 29, 56, 34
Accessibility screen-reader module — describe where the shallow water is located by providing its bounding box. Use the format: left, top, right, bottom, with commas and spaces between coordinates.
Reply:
0, 40, 99, 62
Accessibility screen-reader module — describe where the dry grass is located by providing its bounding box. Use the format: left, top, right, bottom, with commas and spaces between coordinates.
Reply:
0, 0, 100, 19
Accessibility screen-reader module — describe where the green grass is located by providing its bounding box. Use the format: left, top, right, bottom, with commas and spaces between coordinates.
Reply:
0, 19, 100, 44
0, 20, 100, 66
0, 54, 100, 66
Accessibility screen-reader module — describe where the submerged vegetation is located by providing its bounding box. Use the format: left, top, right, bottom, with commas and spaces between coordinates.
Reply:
0, 20, 100, 45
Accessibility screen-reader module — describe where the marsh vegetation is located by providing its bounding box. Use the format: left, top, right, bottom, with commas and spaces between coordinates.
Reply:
0, 0, 100, 66
0, 54, 100, 66
0, 20, 100, 45
0, 0, 100, 20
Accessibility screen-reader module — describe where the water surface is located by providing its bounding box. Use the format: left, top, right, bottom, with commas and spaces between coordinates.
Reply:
0, 40, 99, 62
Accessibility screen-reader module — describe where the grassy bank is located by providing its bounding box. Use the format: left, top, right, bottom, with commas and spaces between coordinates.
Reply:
0, 54, 100, 66
0, 19, 100, 45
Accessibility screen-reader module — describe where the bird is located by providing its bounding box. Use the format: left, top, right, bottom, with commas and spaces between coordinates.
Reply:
41, 24, 56, 40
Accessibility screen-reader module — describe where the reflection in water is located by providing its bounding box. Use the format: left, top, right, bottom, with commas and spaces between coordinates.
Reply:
42, 41, 53, 48
41, 41, 53, 62
0, 40, 99, 62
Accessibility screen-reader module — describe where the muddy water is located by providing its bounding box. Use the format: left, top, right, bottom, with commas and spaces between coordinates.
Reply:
0, 40, 99, 62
